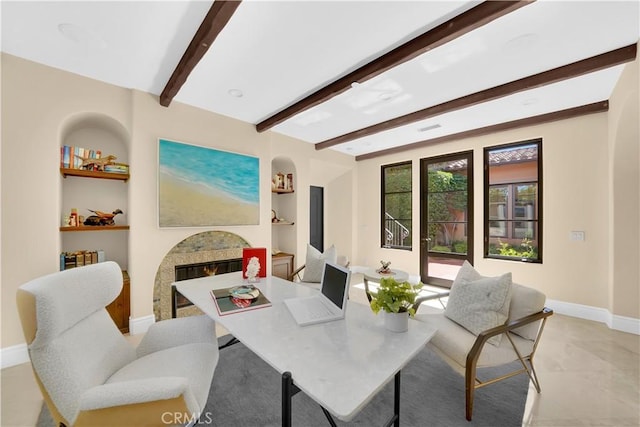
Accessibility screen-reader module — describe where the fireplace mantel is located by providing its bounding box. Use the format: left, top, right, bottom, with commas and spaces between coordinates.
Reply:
153, 231, 250, 321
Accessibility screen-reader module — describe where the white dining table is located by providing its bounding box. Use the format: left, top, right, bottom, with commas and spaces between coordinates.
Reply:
175, 271, 437, 426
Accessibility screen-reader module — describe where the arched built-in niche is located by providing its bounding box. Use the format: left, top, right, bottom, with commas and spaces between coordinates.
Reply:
271, 157, 297, 258
59, 112, 130, 270
60, 112, 130, 145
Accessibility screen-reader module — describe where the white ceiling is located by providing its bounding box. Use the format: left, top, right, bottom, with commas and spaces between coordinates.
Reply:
2, 1, 639, 158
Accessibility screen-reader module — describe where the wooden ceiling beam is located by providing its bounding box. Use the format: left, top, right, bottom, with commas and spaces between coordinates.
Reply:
317, 43, 636, 150
160, 0, 242, 107
355, 101, 609, 161
255, 0, 534, 133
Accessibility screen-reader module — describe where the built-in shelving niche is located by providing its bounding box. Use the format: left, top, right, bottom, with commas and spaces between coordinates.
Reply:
271, 157, 297, 259
59, 113, 130, 270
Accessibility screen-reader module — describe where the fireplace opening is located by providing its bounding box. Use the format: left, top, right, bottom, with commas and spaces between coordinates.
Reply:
171, 258, 242, 317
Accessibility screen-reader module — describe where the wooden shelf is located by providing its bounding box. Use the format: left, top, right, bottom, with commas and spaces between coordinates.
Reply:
60, 168, 129, 182
272, 189, 294, 194
60, 225, 129, 232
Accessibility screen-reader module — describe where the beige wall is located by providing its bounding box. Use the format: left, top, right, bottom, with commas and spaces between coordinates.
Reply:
353, 55, 639, 319
2, 55, 132, 347
355, 116, 611, 306
0, 54, 355, 348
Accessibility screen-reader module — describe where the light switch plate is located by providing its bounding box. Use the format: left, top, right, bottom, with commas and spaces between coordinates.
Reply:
570, 231, 585, 241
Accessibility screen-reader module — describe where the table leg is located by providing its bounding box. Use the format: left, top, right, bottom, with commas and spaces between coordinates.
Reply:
394, 371, 401, 427
283, 370, 401, 427
382, 371, 401, 427
218, 336, 239, 350
282, 372, 301, 427
320, 407, 338, 427
282, 372, 293, 427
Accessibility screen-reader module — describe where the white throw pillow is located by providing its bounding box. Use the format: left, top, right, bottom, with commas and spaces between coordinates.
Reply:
301, 244, 337, 283
444, 262, 512, 346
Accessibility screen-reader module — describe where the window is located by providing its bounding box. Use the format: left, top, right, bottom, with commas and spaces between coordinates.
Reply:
381, 162, 412, 249
484, 139, 542, 262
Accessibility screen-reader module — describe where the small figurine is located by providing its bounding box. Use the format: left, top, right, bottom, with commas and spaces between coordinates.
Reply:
77, 154, 117, 171
246, 256, 261, 283
377, 260, 392, 274
84, 209, 123, 226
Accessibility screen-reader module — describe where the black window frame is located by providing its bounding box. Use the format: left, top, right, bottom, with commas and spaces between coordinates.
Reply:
484, 138, 543, 263
381, 161, 412, 250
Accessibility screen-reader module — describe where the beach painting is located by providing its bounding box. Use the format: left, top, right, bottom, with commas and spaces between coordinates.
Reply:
158, 139, 260, 227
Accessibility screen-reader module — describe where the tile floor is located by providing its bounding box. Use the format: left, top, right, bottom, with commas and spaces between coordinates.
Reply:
2, 276, 638, 426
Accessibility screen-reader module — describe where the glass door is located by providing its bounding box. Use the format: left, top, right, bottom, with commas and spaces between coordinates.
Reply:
420, 151, 473, 287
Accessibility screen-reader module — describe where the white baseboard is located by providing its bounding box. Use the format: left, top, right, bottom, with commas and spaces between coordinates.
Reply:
546, 299, 640, 335
1, 343, 29, 369
128, 314, 155, 335
611, 314, 640, 335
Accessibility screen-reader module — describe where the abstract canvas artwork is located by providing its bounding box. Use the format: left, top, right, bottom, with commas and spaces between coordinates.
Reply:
158, 138, 260, 227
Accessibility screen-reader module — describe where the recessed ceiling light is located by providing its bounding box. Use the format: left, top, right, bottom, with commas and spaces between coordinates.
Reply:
228, 89, 243, 98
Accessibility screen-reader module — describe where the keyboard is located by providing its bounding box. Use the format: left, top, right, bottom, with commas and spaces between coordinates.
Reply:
301, 298, 332, 319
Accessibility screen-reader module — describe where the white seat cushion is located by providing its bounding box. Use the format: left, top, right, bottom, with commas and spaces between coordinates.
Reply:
107, 342, 219, 413
415, 312, 534, 369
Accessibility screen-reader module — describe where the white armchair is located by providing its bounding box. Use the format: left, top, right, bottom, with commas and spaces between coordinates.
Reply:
16, 261, 219, 426
412, 262, 553, 421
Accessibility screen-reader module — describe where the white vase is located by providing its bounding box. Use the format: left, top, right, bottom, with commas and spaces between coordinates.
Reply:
384, 311, 409, 332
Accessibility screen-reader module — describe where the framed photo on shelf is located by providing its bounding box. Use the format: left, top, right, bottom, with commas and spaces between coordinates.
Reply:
158, 138, 260, 227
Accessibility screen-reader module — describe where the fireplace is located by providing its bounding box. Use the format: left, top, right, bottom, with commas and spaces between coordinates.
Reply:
154, 231, 251, 321
171, 258, 242, 317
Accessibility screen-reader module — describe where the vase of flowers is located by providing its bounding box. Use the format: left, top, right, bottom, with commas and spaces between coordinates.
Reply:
370, 277, 422, 332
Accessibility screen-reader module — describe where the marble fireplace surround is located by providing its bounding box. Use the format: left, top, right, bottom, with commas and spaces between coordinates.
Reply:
153, 230, 250, 321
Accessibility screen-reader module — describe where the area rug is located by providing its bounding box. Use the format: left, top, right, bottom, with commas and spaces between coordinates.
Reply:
37, 337, 528, 427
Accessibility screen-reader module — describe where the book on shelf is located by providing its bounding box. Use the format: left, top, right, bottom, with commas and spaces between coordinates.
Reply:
60, 145, 103, 170
210, 286, 271, 316
103, 163, 129, 174
59, 249, 106, 271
